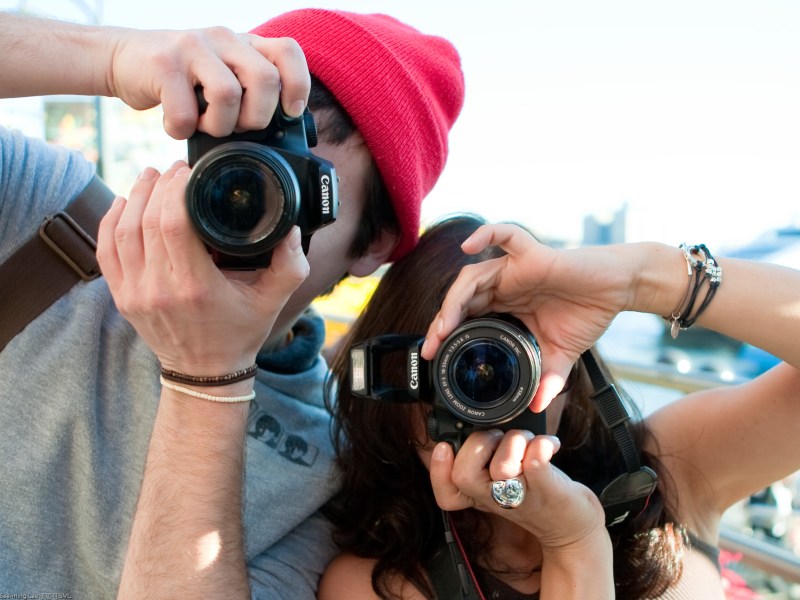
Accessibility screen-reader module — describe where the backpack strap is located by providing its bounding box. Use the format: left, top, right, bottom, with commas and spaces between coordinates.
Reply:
0, 175, 115, 351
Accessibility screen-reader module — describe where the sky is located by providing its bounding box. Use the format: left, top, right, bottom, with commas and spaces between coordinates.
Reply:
4, 0, 800, 252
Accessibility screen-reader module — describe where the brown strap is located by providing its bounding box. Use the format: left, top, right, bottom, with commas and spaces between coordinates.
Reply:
0, 175, 115, 351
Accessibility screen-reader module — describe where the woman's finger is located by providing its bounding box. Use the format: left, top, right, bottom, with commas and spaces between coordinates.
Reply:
429, 442, 473, 511
487, 430, 535, 481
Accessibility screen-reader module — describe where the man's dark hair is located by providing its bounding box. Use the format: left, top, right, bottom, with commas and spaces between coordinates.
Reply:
308, 76, 400, 259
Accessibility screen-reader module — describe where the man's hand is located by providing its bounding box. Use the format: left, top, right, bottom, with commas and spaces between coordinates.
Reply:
108, 27, 311, 138
97, 161, 310, 375
0, 12, 310, 139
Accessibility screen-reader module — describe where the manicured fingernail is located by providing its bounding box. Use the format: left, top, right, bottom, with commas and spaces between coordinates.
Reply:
432, 443, 449, 461
421, 340, 428, 356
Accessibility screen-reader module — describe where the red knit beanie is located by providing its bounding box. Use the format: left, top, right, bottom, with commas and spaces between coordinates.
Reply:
251, 10, 465, 261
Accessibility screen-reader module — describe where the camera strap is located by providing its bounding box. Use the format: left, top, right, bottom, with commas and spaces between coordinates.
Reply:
0, 175, 114, 352
581, 349, 658, 528
437, 510, 486, 600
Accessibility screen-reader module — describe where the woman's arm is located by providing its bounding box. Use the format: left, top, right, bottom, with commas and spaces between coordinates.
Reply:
647, 362, 800, 527
423, 226, 800, 407
422, 223, 800, 530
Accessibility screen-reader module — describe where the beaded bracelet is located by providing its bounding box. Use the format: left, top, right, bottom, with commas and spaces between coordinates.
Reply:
160, 364, 258, 387
159, 376, 256, 403
663, 243, 723, 339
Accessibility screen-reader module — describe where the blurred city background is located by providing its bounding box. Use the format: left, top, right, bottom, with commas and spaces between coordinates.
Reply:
2, 0, 799, 597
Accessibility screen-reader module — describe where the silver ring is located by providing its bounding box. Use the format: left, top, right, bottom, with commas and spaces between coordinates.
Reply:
490, 477, 525, 509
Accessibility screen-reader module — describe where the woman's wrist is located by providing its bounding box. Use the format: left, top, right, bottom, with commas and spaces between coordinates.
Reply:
540, 526, 614, 598
627, 242, 690, 317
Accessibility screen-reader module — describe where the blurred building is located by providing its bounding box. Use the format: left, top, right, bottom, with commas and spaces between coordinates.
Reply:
583, 202, 627, 245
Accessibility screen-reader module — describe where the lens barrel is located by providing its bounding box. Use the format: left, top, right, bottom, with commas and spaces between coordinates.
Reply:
186, 142, 300, 257
433, 316, 541, 425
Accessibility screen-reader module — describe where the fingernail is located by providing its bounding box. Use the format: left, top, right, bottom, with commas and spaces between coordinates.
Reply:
421, 340, 428, 356
462, 230, 480, 246
288, 227, 303, 253
289, 99, 306, 118
140, 167, 158, 180
435, 317, 443, 335
432, 443, 449, 461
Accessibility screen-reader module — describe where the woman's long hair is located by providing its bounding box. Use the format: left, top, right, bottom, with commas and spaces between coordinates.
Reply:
324, 215, 686, 599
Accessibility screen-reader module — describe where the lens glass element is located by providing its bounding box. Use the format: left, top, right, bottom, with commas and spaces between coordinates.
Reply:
201, 161, 285, 242
451, 340, 518, 406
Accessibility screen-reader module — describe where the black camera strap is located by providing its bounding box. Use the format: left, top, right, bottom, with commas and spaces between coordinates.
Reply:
581, 348, 658, 528
581, 349, 642, 473
0, 175, 114, 352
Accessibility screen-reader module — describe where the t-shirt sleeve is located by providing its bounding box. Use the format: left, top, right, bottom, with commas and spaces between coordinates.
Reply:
247, 510, 339, 600
0, 126, 96, 263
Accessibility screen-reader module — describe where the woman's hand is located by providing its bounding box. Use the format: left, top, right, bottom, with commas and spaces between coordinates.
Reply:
429, 429, 606, 553
96, 162, 310, 376
422, 224, 640, 411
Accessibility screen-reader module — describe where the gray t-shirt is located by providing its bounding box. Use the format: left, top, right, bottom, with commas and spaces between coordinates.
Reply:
0, 126, 339, 599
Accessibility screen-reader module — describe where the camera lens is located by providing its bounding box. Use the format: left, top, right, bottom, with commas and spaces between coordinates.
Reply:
186, 142, 300, 256
203, 162, 284, 239
434, 316, 541, 426
451, 340, 518, 406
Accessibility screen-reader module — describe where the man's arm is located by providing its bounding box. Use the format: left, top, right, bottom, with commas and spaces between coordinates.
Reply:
118, 390, 251, 597
96, 164, 310, 598
0, 11, 310, 138
0, 11, 117, 99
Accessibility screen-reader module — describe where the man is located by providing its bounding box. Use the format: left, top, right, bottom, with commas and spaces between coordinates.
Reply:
0, 8, 464, 599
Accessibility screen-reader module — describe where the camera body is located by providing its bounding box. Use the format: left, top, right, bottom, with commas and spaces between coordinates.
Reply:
350, 314, 545, 451
186, 105, 338, 270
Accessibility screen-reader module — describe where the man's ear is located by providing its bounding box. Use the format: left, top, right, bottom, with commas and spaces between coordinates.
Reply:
348, 229, 400, 277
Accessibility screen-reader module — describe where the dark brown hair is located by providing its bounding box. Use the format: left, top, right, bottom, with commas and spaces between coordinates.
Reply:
309, 76, 400, 260
324, 215, 685, 599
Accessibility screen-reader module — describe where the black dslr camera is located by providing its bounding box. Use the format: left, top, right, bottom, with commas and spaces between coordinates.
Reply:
350, 315, 546, 451
186, 92, 338, 270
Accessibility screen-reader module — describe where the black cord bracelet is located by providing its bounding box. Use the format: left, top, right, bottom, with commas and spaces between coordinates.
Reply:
680, 244, 722, 329
664, 243, 723, 338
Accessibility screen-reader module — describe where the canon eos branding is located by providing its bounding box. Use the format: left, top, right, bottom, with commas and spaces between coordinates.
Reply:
321, 174, 331, 215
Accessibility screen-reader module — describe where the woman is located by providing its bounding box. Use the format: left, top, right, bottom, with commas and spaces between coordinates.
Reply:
320, 215, 800, 599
